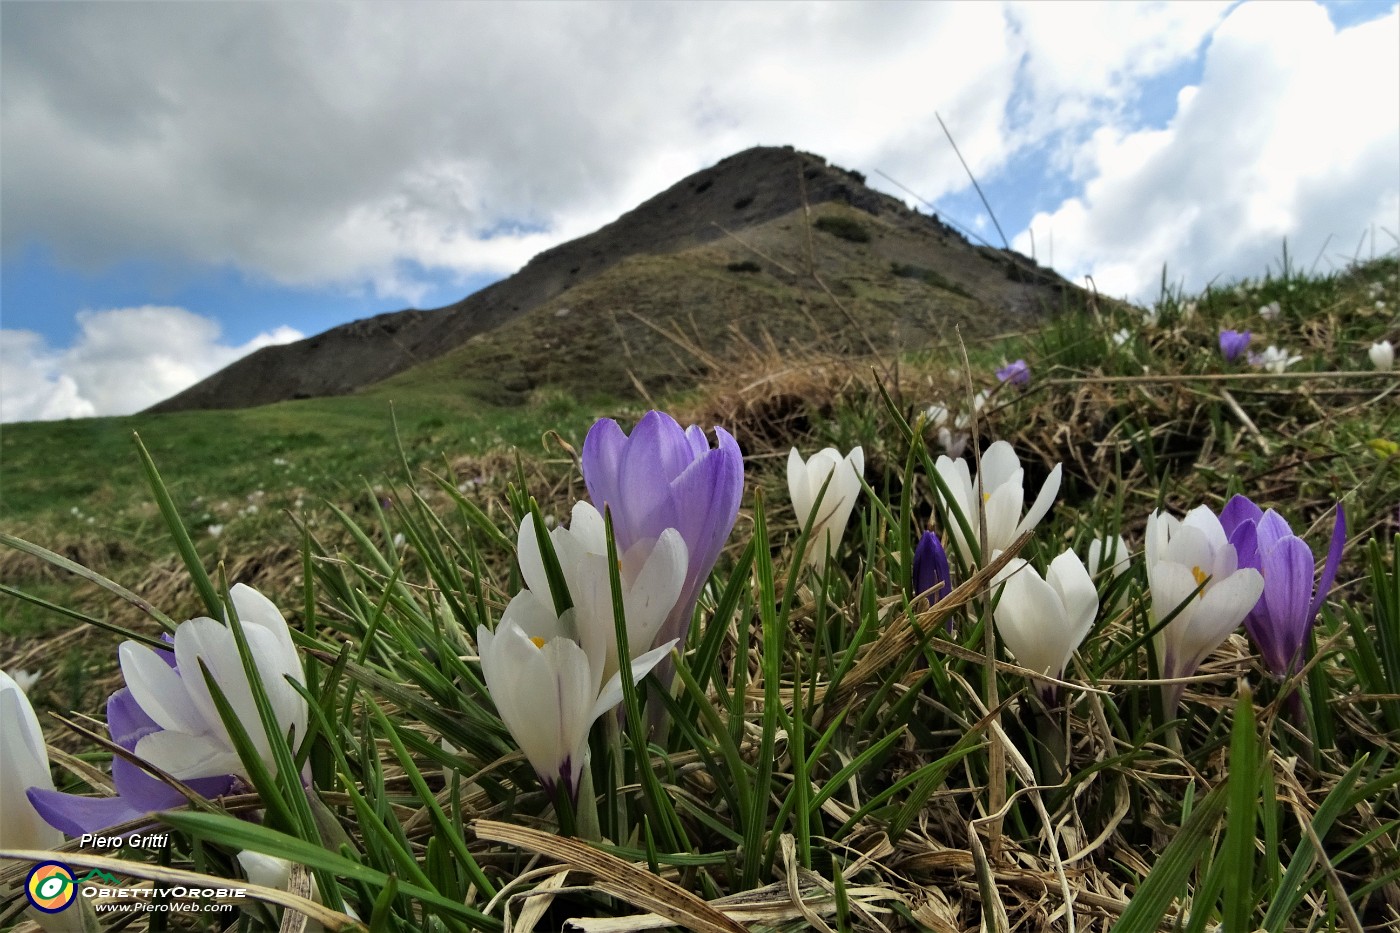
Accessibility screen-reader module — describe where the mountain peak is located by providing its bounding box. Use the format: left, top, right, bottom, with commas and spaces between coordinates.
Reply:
148, 146, 1060, 413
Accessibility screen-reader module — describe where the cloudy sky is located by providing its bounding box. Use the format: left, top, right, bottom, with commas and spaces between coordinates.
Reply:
2, 1, 1396, 422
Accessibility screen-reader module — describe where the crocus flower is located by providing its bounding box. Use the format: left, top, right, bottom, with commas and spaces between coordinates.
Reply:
1218, 329, 1251, 363
238, 851, 360, 930
29, 684, 237, 837
511, 500, 687, 687
1111, 328, 1132, 347
1258, 300, 1281, 321
996, 359, 1030, 386
1370, 340, 1395, 371
477, 618, 675, 801
1087, 535, 1131, 581
992, 550, 1098, 702
1, 670, 62, 852
912, 530, 952, 604
1220, 496, 1346, 677
934, 440, 1062, 567
1145, 507, 1264, 711
28, 584, 302, 836
923, 390, 987, 457
788, 446, 864, 568
582, 411, 744, 656
1249, 345, 1301, 373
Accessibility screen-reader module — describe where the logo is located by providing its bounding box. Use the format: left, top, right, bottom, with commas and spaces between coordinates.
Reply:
25, 861, 76, 913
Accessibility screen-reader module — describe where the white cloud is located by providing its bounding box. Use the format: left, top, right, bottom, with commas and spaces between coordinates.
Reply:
0, 307, 302, 422
1015, 3, 1400, 301
1, 2, 1236, 305
2, 2, 1392, 318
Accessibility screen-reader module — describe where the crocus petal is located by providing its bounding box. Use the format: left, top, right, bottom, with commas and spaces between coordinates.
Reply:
664, 428, 743, 584
106, 687, 158, 746
1015, 463, 1063, 538
993, 551, 1098, 701
1087, 535, 1131, 578
1187, 568, 1264, 663
501, 589, 572, 643
979, 441, 1021, 493
668, 440, 742, 568
135, 730, 245, 782
1, 674, 62, 850
982, 480, 1025, 556
1227, 520, 1261, 573
174, 619, 261, 756
1180, 505, 1229, 552
515, 514, 554, 602
1256, 510, 1293, 553
231, 583, 298, 662
1219, 495, 1264, 538
581, 419, 628, 513
615, 412, 691, 545
119, 641, 210, 736
994, 561, 1068, 675
621, 529, 688, 649
238, 851, 293, 890
591, 640, 679, 720
787, 448, 813, 521
1047, 550, 1099, 642
26, 788, 148, 840
1248, 536, 1308, 672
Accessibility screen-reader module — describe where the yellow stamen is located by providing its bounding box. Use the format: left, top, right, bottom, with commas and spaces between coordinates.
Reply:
1191, 565, 1208, 591
529, 637, 548, 649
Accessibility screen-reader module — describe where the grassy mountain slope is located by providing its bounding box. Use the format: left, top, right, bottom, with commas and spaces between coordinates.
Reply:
368, 199, 1073, 406
147, 146, 1072, 412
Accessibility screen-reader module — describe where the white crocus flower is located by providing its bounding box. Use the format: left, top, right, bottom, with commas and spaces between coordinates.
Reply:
0, 670, 62, 852
513, 500, 687, 684
1087, 535, 1132, 581
1369, 340, 1394, 371
477, 619, 674, 800
117, 584, 307, 782
1111, 328, 1132, 347
935, 440, 1062, 567
923, 392, 988, 457
1145, 508, 1264, 710
788, 446, 864, 568
237, 851, 360, 931
992, 550, 1099, 702
1258, 300, 1281, 321
1250, 345, 1302, 373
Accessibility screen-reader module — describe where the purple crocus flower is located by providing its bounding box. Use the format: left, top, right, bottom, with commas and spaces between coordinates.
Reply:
996, 359, 1030, 386
28, 676, 235, 836
912, 530, 952, 604
1219, 495, 1347, 678
1219, 329, 1251, 363
582, 411, 744, 657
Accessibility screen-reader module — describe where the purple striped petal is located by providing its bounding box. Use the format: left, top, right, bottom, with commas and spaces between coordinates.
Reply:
1258, 536, 1315, 673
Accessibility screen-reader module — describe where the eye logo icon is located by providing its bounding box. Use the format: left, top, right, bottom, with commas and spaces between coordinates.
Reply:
25, 861, 76, 913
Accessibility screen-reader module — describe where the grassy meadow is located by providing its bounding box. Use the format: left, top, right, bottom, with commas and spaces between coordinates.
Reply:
1, 252, 1398, 931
